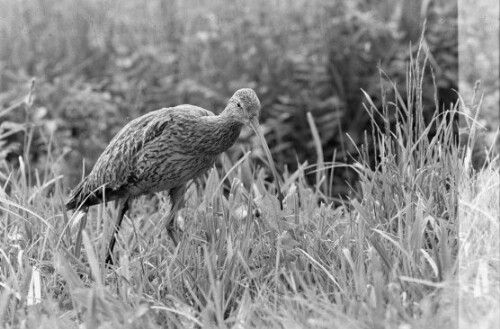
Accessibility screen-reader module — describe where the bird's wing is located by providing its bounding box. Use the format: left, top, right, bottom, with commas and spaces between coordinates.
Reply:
139, 105, 215, 147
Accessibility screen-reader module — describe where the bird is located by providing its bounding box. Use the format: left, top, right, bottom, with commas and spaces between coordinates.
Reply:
65, 88, 283, 264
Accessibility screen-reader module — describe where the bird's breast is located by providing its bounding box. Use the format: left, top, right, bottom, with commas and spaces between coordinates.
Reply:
193, 118, 243, 155
134, 150, 217, 194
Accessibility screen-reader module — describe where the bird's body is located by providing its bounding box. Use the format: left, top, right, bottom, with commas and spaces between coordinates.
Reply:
66, 105, 242, 209
66, 88, 282, 264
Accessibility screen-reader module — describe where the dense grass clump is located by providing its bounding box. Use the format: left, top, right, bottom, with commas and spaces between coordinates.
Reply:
0, 40, 498, 328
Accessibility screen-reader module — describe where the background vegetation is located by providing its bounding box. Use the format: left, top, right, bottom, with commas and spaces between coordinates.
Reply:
0, 0, 468, 197
0, 0, 498, 328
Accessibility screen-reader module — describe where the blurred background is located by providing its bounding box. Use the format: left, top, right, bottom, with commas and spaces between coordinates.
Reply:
0, 0, 496, 199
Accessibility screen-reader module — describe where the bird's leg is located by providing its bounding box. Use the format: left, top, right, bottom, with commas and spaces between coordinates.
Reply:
166, 184, 187, 246
105, 196, 130, 265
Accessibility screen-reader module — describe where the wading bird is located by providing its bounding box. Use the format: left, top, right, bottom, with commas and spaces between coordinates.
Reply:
66, 88, 283, 264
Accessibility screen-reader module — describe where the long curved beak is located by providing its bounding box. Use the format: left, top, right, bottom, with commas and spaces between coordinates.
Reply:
249, 117, 284, 209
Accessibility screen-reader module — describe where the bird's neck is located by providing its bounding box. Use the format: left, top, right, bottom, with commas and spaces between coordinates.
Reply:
198, 114, 243, 155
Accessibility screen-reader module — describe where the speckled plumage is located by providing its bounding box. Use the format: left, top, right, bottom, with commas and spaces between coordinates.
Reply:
65, 88, 280, 264
66, 105, 243, 209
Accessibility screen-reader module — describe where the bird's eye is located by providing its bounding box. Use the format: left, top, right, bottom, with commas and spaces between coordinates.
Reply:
237, 102, 242, 108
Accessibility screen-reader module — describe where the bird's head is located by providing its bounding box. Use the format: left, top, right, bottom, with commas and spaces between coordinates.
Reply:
226, 88, 261, 126
224, 88, 284, 209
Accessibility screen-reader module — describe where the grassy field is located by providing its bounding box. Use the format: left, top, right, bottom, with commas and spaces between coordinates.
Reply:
1, 44, 499, 328
0, 0, 499, 328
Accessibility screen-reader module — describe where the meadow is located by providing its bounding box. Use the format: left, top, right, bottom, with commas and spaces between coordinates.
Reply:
0, 0, 499, 328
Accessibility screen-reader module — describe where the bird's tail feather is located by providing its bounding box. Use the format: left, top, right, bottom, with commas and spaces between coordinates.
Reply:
65, 179, 88, 210
66, 179, 126, 210
66, 178, 104, 210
